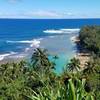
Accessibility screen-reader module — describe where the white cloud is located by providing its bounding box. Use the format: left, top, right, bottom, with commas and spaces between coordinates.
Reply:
0, 11, 80, 18
20, 10, 76, 18
22, 10, 63, 18
0, 10, 99, 19
0, 10, 64, 18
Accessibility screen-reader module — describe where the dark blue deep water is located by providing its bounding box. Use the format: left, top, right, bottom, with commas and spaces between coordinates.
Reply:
0, 19, 100, 73
0, 19, 100, 53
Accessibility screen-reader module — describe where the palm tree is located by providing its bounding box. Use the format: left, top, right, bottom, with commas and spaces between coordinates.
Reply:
67, 58, 80, 72
31, 48, 48, 66
50, 55, 59, 70
31, 48, 54, 74
83, 60, 96, 74
0, 62, 27, 100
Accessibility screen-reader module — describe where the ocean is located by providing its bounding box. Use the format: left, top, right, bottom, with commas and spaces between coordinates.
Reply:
0, 19, 100, 73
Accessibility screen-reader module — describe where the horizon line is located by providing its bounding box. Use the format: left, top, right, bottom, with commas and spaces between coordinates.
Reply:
0, 18, 100, 20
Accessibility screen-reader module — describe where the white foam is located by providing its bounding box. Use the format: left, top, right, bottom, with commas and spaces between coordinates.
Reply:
70, 36, 77, 41
0, 52, 17, 61
61, 29, 80, 33
44, 30, 63, 34
9, 55, 25, 59
25, 48, 30, 52
70, 35, 79, 43
30, 39, 40, 48
43, 28, 80, 34
7, 40, 35, 44
7, 39, 41, 48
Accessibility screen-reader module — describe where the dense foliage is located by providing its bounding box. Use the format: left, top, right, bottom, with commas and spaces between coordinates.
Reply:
0, 48, 98, 100
79, 26, 100, 100
79, 26, 100, 55
0, 26, 100, 100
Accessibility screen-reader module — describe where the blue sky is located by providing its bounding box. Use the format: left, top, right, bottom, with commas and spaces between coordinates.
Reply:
0, 0, 100, 18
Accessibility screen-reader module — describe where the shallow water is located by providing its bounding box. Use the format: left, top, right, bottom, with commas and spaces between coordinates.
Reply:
39, 35, 77, 73
0, 19, 100, 73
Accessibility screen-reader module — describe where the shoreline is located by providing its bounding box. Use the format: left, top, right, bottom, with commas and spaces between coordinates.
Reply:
72, 36, 90, 70
0, 35, 90, 71
75, 52, 90, 70
0, 57, 26, 65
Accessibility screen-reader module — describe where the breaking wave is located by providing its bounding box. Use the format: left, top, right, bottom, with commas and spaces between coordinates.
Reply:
0, 52, 17, 61
6, 38, 42, 48
43, 28, 80, 34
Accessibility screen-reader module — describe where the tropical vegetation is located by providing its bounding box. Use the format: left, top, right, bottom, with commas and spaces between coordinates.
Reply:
0, 26, 100, 100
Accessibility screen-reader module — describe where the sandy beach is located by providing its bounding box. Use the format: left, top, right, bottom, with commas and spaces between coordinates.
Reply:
72, 36, 91, 70
75, 53, 90, 70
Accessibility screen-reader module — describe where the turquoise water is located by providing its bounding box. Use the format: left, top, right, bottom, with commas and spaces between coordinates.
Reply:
0, 19, 100, 73
53, 53, 72, 74
40, 35, 77, 73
